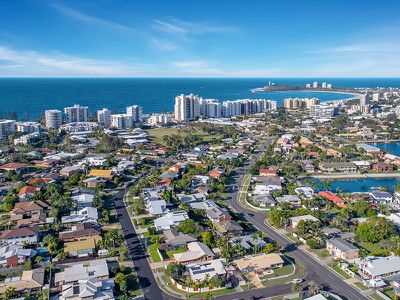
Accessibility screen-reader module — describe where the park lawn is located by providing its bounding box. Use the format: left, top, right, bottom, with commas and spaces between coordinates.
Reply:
331, 264, 352, 279
382, 288, 396, 300
353, 281, 369, 291
165, 249, 186, 259
146, 127, 222, 145
148, 243, 161, 262
370, 293, 388, 300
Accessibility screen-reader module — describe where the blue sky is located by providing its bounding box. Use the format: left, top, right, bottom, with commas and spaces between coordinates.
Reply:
0, 0, 400, 77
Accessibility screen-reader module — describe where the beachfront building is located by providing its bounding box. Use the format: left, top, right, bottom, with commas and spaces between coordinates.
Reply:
45, 109, 62, 129
148, 113, 172, 125
64, 104, 89, 123
222, 99, 277, 117
97, 108, 111, 127
283, 97, 320, 109
0, 119, 16, 140
174, 94, 201, 122
126, 105, 144, 123
310, 105, 339, 119
15, 121, 42, 134
110, 114, 134, 129
199, 98, 222, 118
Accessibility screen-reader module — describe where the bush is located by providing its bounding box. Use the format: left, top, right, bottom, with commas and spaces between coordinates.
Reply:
306, 238, 324, 249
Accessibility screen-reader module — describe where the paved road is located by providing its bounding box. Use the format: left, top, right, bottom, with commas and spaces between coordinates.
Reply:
222, 139, 368, 300
114, 188, 177, 300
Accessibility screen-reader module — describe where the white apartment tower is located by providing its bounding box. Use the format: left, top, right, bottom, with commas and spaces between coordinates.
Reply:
110, 114, 134, 129
97, 108, 111, 127
126, 105, 144, 123
359, 94, 370, 106
45, 110, 62, 129
0, 120, 16, 140
174, 94, 200, 122
64, 104, 89, 123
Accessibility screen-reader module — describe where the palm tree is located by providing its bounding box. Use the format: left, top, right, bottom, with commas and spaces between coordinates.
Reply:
308, 280, 320, 295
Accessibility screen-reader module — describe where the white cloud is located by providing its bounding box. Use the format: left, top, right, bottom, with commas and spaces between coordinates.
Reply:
0, 45, 154, 77
150, 38, 178, 51
152, 18, 237, 35
50, 3, 138, 33
171, 60, 222, 75
152, 20, 187, 34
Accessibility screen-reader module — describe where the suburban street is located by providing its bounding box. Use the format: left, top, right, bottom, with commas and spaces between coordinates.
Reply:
222, 138, 369, 300
114, 188, 173, 300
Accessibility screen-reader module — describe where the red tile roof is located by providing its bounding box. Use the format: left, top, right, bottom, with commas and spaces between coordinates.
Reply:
318, 191, 346, 208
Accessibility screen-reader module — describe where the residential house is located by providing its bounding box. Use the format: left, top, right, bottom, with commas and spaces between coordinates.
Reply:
209, 168, 224, 179
55, 259, 110, 287
146, 199, 167, 216
290, 215, 319, 229
173, 242, 215, 265
206, 207, 232, 223
326, 238, 359, 260
186, 259, 226, 282
64, 237, 101, 257
0, 244, 36, 267
72, 192, 95, 208
253, 195, 277, 207
0, 226, 39, 245
318, 191, 346, 208
0, 269, 45, 295
0, 162, 28, 174
229, 235, 267, 250
59, 223, 102, 242
188, 200, 218, 211
59, 277, 114, 300
372, 162, 394, 172
9, 200, 49, 228
83, 177, 107, 188
177, 192, 208, 203
163, 229, 197, 250
233, 253, 284, 275
276, 195, 301, 206
319, 162, 357, 173
88, 169, 114, 179
61, 207, 99, 226
360, 256, 400, 279
154, 210, 189, 231
215, 220, 243, 237
259, 166, 278, 177
295, 187, 315, 199
367, 191, 393, 204
18, 186, 39, 201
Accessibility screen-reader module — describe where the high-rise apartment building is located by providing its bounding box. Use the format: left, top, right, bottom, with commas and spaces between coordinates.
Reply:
64, 104, 89, 123
359, 94, 370, 106
174, 94, 201, 122
0, 119, 16, 140
110, 114, 134, 129
45, 110, 62, 129
97, 108, 111, 127
126, 105, 144, 123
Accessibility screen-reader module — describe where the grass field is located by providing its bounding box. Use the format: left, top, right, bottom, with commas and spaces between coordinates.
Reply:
146, 127, 222, 145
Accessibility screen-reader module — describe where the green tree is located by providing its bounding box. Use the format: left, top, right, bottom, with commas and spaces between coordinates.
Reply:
202, 231, 214, 247
356, 217, 397, 243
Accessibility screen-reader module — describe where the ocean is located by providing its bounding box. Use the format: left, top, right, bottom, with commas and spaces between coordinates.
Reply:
0, 77, 399, 120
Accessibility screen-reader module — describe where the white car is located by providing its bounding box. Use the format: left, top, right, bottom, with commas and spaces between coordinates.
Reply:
291, 278, 303, 284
